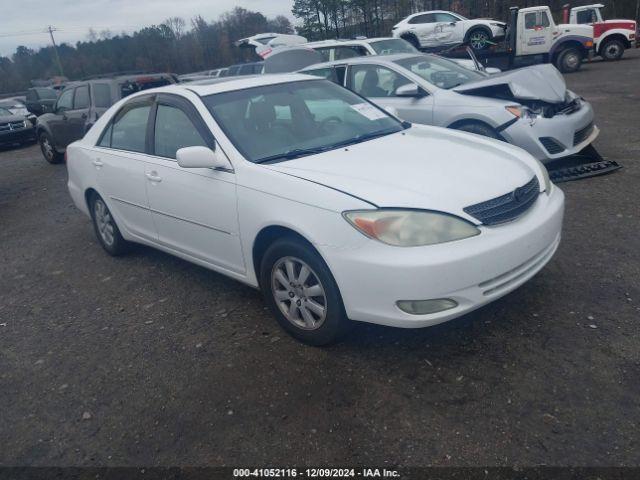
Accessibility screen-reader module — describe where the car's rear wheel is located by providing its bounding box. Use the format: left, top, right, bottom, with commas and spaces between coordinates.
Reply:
401, 34, 421, 50
600, 38, 625, 61
260, 236, 350, 346
39, 132, 63, 164
89, 192, 131, 256
467, 28, 491, 50
452, 121, 500, 139
555, 47, 582, 73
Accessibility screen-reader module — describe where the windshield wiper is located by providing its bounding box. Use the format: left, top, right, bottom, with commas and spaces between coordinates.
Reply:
254, 127, 405, 164
255, 146, 330, 164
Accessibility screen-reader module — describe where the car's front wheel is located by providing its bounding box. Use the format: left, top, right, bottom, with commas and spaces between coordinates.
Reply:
260, 236, 350, 346
89, 192, 131, 256
555, 47, 582, 73
467, 28, 492, 50
600, 38, 625, 61
452, 121, 500, 139
39, 132, 63, 164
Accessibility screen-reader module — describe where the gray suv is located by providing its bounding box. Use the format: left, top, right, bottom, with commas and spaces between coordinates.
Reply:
37, 73, 175, 163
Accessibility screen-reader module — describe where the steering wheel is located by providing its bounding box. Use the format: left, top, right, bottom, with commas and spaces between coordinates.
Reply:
319, 116, 343, 133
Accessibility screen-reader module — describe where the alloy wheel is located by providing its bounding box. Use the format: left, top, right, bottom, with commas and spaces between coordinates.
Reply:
41, 136, 53, 161
94, 198, 115, 247
271, 256, 327, 330
469, 31, 489, 49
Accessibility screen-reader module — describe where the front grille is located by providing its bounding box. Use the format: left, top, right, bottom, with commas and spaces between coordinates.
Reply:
574, 122, 594, 146
544, 98, 581, 117
539, 137, 565, 154
463, 176, 540, 226
0, 121, 26, 132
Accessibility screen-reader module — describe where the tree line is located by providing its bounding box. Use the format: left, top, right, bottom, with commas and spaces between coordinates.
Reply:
293, 0, 640, 40
1, 0, 639, 95
0, 7, 293, 95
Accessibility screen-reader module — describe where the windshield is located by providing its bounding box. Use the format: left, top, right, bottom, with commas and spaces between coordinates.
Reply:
0, 107, 12, 115
370, 39, 419, 55
36, 88, 58, 99
394, 55, 484, 89
203, 79, 404, 163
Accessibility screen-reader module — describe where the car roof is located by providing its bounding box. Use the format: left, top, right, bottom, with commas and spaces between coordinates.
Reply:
140, 73, 318, 97
300, 52, 426, 70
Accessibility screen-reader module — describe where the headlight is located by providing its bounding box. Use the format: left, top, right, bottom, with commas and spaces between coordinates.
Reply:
343, 209, 480, 247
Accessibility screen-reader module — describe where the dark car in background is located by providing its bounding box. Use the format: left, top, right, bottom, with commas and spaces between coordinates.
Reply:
0, 105, 36, 148
36, 73, 174, 163
0, 98, 37, 125
25, 87, 59, 116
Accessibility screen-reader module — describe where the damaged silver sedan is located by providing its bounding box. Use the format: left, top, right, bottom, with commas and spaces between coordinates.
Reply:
301, 53, 598, 162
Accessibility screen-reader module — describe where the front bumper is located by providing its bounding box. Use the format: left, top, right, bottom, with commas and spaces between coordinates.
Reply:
0, 126, 36, 145
321, 186, 564, 328
500, 100, 598, 163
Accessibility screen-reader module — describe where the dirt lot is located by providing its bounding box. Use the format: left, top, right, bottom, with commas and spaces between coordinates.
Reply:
1, 51, 639, 468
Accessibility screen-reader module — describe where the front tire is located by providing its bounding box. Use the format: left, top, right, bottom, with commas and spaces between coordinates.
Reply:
39, 131, 63, 164
452, 121, 500, 139
600, 39, 625, 61
555, 47, 582, 73
466, 28, 492, 50
260, 237, 350, 346
89, 193, 131, 256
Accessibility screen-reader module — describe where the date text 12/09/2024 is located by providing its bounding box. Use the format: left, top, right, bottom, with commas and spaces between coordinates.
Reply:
233, 468, 401, 478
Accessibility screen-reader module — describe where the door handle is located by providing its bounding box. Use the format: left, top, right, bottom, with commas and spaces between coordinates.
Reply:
146, 172, 162, 183
81, 113, 88, 119
92, 159, 103, 167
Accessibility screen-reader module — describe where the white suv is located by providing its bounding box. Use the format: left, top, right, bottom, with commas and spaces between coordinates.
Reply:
392, 10, 506, 50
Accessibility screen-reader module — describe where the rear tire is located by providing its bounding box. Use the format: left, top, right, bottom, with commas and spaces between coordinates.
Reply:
555, 47, 582, 73
452, 121, 500, 139
401, 34, 421, 50
39, 131, 63, 164
260, 236, 350, 346
89, 192, 131, 256
600, 39, 625, 61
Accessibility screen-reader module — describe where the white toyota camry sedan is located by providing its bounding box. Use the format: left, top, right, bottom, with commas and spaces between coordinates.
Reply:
67, 74, 565, 345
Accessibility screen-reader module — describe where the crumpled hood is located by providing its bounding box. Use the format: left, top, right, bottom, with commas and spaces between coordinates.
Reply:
453, 63, 567, 103
265, 125, 539, 219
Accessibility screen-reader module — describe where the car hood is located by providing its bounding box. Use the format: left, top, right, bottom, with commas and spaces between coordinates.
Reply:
453, 63, 566, 103
0, 114, 25, 123
265, 125, 538, 219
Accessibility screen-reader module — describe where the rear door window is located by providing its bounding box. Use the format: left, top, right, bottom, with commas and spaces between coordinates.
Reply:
104, 101, 152, 152
409, 13, 435, 24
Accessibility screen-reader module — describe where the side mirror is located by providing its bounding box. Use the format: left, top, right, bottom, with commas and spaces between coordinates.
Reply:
395, 83, 423, 98
176, 146, 232, 170
485, 67, 502, 74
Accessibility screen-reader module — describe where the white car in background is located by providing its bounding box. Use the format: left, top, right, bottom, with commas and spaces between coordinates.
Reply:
392, 10, 506, 50
66, 74, 563, 345
301, 54, 598, 163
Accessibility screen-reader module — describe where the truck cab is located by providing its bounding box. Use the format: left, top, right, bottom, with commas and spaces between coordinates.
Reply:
511, 6, 593, 72
568, 3, 637, 60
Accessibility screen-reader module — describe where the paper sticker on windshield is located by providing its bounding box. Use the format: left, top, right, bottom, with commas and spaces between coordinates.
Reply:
350, 103, 387, 121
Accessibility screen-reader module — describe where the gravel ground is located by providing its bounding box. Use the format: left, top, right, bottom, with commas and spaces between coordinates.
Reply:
1, 50, 639, 468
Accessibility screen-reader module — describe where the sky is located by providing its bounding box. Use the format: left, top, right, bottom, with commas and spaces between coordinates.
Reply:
0, 0, 295, 56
